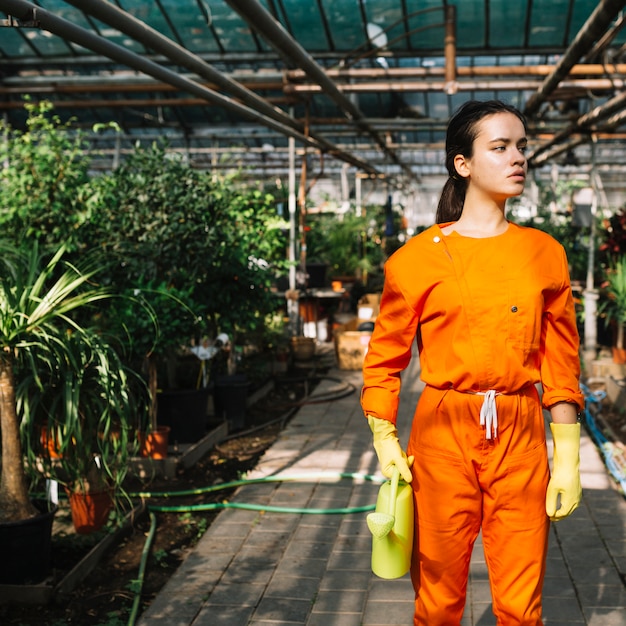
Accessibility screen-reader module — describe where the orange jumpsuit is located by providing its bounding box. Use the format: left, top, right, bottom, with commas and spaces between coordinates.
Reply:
361, 222, 583, 626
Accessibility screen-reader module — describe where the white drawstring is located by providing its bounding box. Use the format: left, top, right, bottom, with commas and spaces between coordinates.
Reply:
478, 389, 499, 439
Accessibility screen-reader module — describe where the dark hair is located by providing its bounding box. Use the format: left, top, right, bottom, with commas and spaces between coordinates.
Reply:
435, 100, 528, 224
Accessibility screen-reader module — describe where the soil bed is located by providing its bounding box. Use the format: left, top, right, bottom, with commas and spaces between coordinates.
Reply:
1, 366, 327, 626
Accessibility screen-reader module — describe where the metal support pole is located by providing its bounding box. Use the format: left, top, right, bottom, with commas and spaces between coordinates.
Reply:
287, 124, 299, 336
583, 137, 600, 367
444, 5, 457, 94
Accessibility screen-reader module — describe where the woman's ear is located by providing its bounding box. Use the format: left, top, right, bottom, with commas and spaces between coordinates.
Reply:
454, 154, 470, 179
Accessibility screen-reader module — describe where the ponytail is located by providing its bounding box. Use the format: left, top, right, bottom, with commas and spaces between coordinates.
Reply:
436, 176, 466, 223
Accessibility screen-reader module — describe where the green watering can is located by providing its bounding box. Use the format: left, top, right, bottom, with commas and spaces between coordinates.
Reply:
367, 466, 414, 579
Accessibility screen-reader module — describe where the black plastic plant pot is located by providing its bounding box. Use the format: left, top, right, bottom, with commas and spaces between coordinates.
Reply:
0, 499, 58, 585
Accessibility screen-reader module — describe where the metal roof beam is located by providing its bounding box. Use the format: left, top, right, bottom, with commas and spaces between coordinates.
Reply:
524, 0, 626, 117
6, 63, 626, 90
528, 89, 626, 163
62, 0, 300, 132
223, 0, 416, 182
530, 102, 626, 167
0, 0, 380, 175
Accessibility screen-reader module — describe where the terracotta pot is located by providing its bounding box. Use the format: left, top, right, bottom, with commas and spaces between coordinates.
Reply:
67, 488, 114, 535
138, 425, 171, 459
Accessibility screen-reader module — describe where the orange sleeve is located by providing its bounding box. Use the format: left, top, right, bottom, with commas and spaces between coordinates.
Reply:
539, 245, 584, 412
360, 261, 419, 424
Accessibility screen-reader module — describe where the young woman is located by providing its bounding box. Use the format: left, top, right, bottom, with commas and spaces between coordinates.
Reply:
361, 100, 583, 626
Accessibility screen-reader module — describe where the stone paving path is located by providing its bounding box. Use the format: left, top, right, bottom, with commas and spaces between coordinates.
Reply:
138, 351, 626, 626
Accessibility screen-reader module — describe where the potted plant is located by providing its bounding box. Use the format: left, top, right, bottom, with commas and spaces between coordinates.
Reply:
598, 254, 626, 363
0, 242, 113, 581
20, 330, 146, 534
103, 281, 207, 446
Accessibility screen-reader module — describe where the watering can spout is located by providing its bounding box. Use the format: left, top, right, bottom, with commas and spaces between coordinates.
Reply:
368, 466, 414, 579
366, 466, 400, 538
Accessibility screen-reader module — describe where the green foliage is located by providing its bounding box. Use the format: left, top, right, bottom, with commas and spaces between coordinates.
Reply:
0, 242, 110, 357
0, 100, 92, 253
178, 511, 209, 540
598, 255, 626, 327
152, 548, 169, 567
599, 206, 626, 266
86, 141, 289, 358
304, 209, 385, 279
19, 329, 148, 495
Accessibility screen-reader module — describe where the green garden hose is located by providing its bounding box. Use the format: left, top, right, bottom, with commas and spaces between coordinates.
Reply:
129, 471, 384, 499
126, 471, 385, 626
148, 501, 377, 514
127, 510, 157, 626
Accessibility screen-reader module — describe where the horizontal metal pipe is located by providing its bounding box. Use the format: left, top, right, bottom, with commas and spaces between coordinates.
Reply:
285, 78, 624, 93
285, 63, 626, 80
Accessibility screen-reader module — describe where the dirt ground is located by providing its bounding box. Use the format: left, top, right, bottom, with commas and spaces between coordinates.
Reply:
0, 369, 322, 626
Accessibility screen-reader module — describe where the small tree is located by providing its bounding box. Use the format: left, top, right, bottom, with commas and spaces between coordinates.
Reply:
85, 142, 288, 383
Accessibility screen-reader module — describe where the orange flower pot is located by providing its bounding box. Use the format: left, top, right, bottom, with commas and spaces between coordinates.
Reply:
67, 488, 114, 535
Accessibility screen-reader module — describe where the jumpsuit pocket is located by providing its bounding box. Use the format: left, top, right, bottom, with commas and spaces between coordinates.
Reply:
412, 447, 479, 531
507, 279, 543, 352
499, 442, 549, 525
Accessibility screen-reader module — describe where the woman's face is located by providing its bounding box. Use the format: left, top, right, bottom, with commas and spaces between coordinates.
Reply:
454, 112, 528, 203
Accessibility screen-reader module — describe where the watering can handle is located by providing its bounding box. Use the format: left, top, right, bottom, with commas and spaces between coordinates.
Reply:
387, 466, 400, 517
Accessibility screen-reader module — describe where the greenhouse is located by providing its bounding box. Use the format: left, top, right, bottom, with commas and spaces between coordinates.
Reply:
0, 2, 625, 626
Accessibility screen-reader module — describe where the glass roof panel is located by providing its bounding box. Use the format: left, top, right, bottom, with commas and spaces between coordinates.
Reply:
0, 26, 40, 57
452, 0, 486, 50
319, 0, 369, 52
362, 0, 408, 52
1, 0, 625, 183
119, 1, 180, 46
213, 0, 271, 52
44, 1, 148, 55
23, 28, 75, 57
404, 0, 448, 51
489, 0, 528, 49
528, 0, 573, 47
273, 0, 331, 51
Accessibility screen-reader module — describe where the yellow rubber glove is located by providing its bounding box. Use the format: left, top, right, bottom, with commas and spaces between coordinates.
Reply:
545, 422, 582, 521
368, 415, 414, 483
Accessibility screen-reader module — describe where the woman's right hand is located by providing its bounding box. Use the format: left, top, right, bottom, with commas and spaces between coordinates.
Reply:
367, 415, 414, 482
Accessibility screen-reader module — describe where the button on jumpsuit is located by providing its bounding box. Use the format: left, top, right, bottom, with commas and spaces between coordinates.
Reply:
361, 222, 584, 626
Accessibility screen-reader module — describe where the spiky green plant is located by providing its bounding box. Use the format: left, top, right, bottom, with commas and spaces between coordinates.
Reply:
0, 243, 111, 523
599, 255, 626, 349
